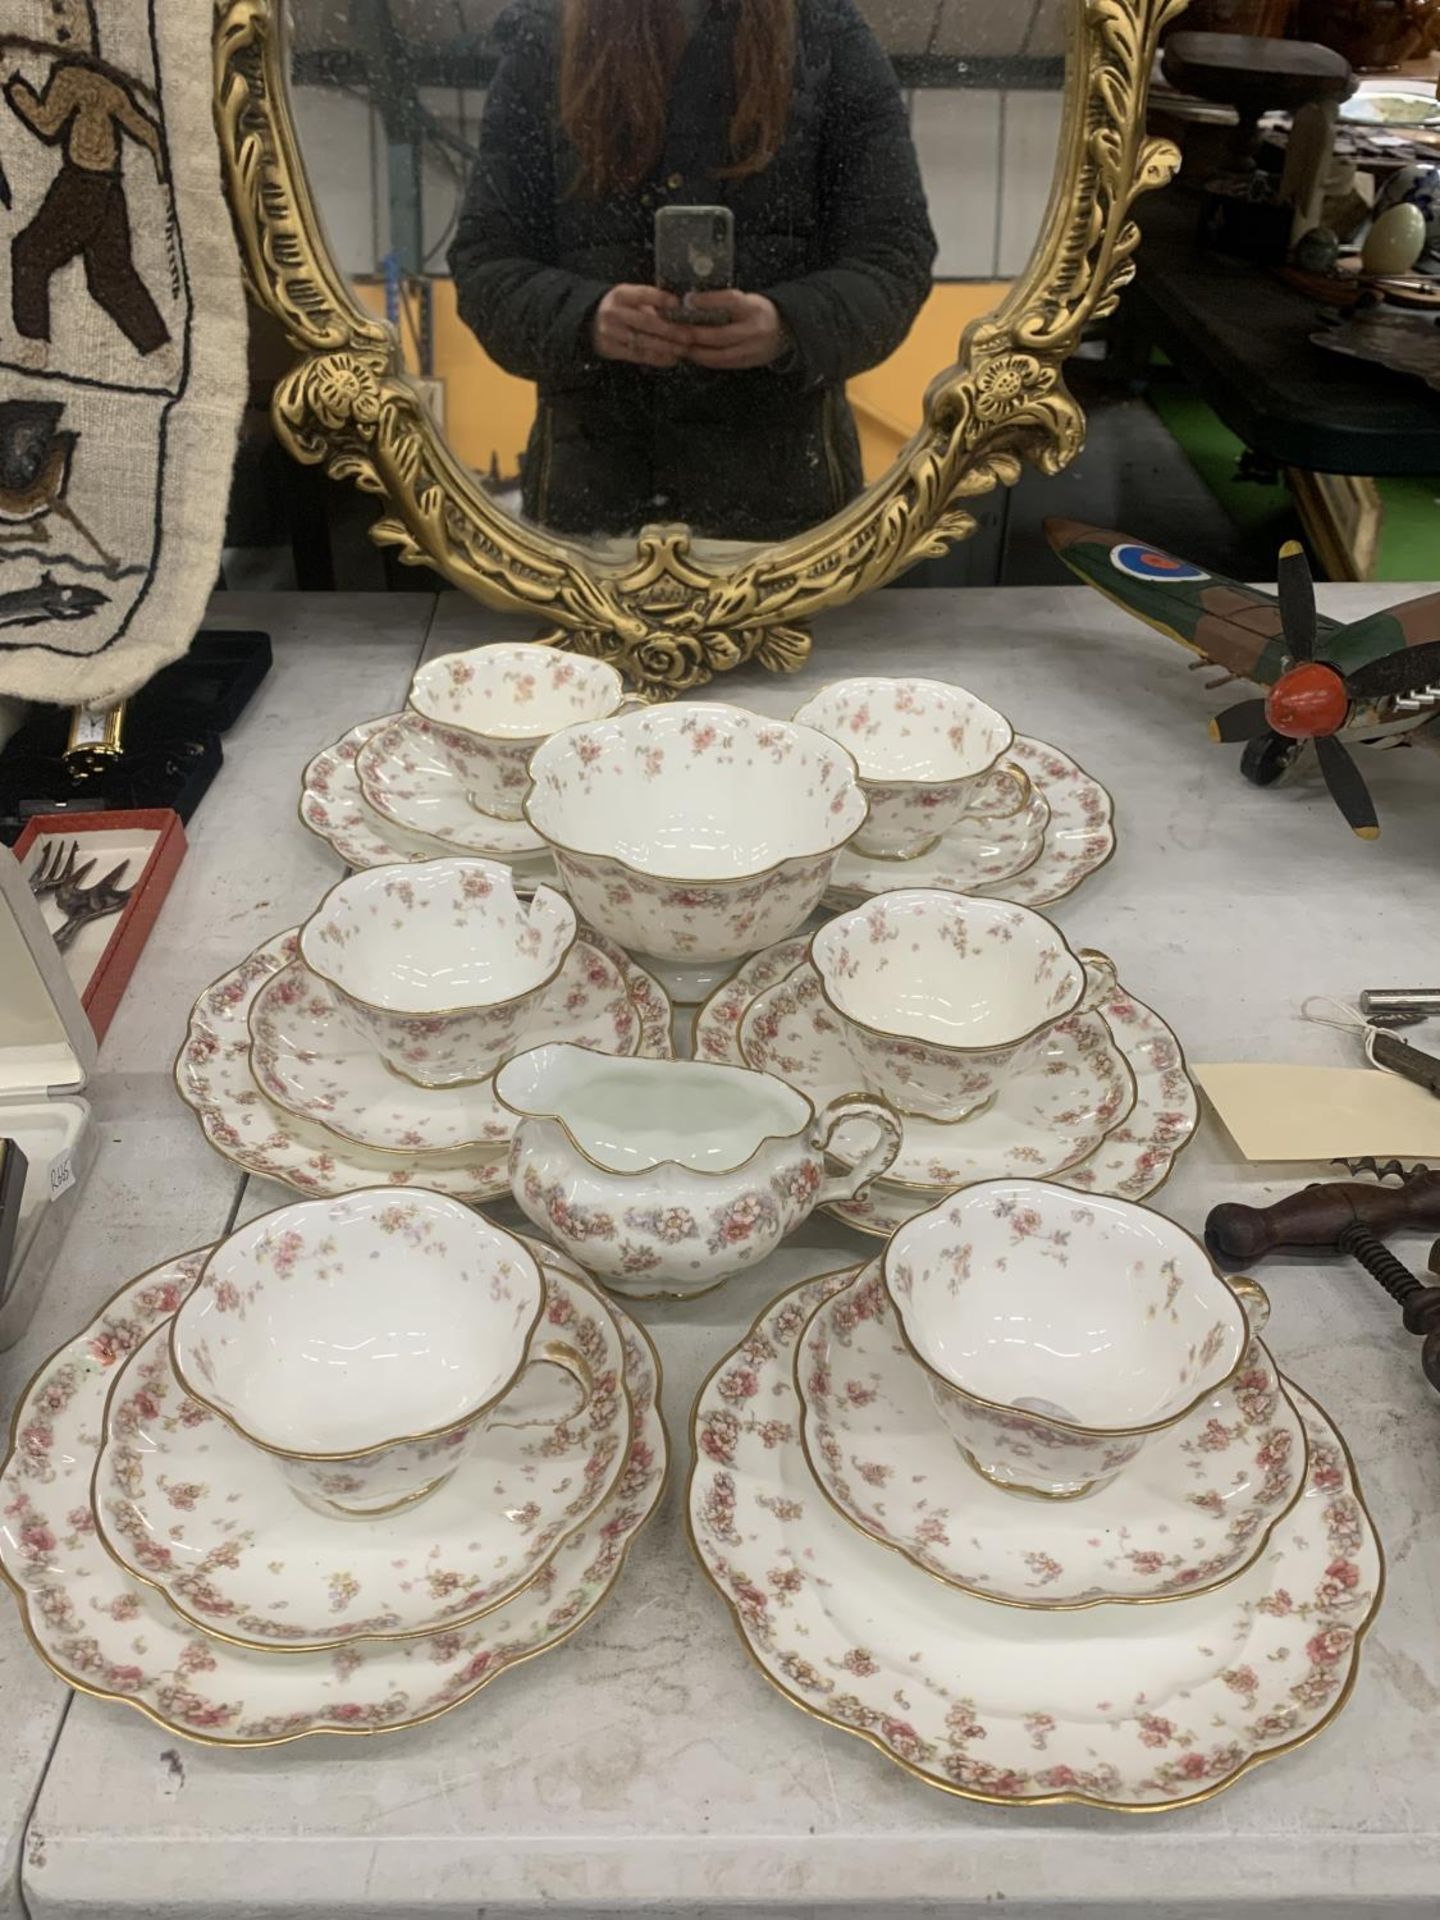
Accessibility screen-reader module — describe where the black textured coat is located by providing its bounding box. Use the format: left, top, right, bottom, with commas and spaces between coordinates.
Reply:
448, 0, 936, 538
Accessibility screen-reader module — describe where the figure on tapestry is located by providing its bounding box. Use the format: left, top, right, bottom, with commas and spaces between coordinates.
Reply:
0, 0, 240, 706
4, 0, 172, 354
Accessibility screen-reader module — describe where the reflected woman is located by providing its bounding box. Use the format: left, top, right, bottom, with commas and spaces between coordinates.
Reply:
449, 0, 936, 540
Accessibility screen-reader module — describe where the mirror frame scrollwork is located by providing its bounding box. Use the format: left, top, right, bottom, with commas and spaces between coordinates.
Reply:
215, 0, 1185, 697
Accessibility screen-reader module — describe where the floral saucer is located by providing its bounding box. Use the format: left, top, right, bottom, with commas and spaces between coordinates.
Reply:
249, 935, 645, 1155
696, 939, 1198, 1232
0, 1238, 666, 1745
355, 714, 548, 858
300, 715, 557, 883
94, 1263, 629, 1651
176, 927, 674, 1200
796, 1262, 1308, 1609
825, 735, 1114, 912
740, 962, 1135, 1189
690, 1270, 1381, 1812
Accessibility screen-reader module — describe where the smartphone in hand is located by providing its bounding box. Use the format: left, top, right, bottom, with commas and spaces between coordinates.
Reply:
655, 205, 735, 325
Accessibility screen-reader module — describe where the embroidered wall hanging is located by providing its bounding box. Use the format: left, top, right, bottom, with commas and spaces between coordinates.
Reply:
0, 0, 245, 705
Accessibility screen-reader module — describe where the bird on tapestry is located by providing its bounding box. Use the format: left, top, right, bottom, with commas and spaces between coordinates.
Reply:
0, 398, 122, 575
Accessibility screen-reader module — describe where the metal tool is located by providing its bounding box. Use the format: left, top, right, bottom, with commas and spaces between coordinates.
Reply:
52, 858, 133, 953
1337, 1157, 1435, 1182
1362, 989, 1440, 1017
1205, 1168, 1440, 1393
27, 839, 94, 901
1360, 988, 1440, 1028
1301, 994, 1440, 1094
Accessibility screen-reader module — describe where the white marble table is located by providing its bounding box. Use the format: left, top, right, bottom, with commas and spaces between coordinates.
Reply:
4, 584, 1438, 1920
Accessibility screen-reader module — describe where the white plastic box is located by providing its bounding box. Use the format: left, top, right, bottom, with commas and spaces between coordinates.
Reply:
0, 844, 98, 1348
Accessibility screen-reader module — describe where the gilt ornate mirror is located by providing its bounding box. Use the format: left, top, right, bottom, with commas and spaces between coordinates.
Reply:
216, 0, 1184, 697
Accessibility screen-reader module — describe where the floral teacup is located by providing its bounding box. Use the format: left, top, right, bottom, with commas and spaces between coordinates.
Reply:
793, 677, 1031, 860
525, 702, 867, 1001
297, 857, 576, 1088
408, 643, 628, 820
170, 1190, 592, 1516
810, 888, 1117, 1122
495, 1044, 902, 1295
883, 1180, 1253, 1499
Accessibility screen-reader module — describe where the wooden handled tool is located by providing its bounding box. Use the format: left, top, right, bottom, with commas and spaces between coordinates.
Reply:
1205, 1171, 1440, 1265
1205, 1172, 1440, 1393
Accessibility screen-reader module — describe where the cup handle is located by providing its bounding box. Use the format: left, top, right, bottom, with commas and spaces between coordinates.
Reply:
1075, 947, 1119, 1016
486, 1339, 593, 1430
965, 762, 1033, 822
811, 1094, 904, 1205
1226, 1273, 1271, 1338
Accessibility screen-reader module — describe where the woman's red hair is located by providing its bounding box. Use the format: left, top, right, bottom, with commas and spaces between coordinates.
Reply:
559, 0, 796, 197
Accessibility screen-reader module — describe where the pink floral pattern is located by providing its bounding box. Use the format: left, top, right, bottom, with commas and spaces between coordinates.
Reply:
98, 1266, 630, 1648
794, 676, 1025, 860
526, 703, 866, 969
408, 645, 626, 820
811, 891, 1099, 1123
355, 714, 552, 855
173, 1191, 542, 1514
825, 733, 1115, 913
694, 941, 1200, 1237
175, 926, 673, 1202
740, 963, 1133, 1188
300, 863, 574, 1088
249, 935, 645, 1156
299, 714, 559, 879
549, 843, 840, 972
0, 1241, 666, 1745
511, 1084, 898, 1298
688, 1271, 1381, 1811
884, 1183, 1245, 1499
797, 1262, 1308, 1606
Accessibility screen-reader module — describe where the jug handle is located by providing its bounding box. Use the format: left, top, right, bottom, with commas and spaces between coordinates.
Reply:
811, 1094, 904, 1206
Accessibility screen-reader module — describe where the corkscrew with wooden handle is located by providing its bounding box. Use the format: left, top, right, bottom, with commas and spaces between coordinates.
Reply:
1206, 1171, 1440, 1392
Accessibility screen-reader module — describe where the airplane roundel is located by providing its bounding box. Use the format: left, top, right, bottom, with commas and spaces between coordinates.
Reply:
1109, 544, 1210, 584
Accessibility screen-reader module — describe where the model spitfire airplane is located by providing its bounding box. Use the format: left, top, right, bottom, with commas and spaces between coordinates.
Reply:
1045, 520, 1440, 838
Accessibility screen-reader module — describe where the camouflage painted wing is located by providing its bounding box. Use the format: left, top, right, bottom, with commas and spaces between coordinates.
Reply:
1044, 519, 1345, 688
1325, 594, 1440, 677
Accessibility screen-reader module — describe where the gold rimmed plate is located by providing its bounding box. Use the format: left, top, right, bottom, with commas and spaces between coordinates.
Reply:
248, 934, 653, 1156
688, 1268, 1383, 1813
92, 1261, 631, 1652
176, 926, 674, 1200
0, 1239, 667, 1746
825, 733, 1114, 911
695, 939, 1198, 1233
794, 1260, 1310, 1610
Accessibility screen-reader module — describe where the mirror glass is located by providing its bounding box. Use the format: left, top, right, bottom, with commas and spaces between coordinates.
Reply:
287, 0, 1065, 546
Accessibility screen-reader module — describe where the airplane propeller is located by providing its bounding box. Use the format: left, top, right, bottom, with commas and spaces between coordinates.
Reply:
1211, 542, 1440, 840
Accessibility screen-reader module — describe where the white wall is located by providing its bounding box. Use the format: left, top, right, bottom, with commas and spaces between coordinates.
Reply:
290, 81, 487, 277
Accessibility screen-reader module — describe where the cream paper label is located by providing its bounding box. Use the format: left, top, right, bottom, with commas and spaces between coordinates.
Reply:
1196, 1063, 1440, 1162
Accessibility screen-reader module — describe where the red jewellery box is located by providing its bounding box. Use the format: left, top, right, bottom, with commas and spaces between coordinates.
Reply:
13, 808, 186, 1044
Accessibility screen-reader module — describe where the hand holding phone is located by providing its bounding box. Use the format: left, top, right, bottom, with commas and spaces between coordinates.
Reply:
682, 290, 789, 369
655, 205, 735, 325
592, 284, 693, 367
